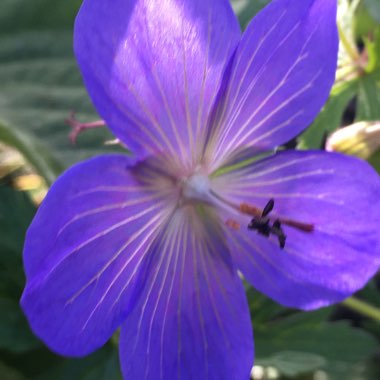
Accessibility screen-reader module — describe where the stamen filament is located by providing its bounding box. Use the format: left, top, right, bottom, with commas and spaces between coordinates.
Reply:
210, 190, 315, 235
240, 202, 314, 233
278, 218, 314, 232
239, 203, 262, 217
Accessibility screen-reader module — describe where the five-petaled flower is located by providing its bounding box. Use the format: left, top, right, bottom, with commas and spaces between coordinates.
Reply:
21, 0, 380, 379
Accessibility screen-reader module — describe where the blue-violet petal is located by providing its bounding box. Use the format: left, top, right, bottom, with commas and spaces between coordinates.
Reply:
21, 155, 170, 355
214, 150, 380, 310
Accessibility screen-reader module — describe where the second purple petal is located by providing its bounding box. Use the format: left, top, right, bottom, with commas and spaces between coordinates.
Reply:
207, 0, 338, 169
75, 0, 240, 163
119, 207, 253, 380
21, 155, 170, 356
214, 151, 380, 310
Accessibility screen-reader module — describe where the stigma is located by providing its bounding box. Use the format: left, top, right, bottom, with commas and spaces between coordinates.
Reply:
181, 173, 212, 203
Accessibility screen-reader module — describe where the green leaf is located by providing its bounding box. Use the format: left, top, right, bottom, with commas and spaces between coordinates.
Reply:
0, 361, 27, 380
0, 30, 123, 183
0, 187, 35, 295
356, 70, 380, 121
298, 81, 358, 149
0, 343, 121, 380
246, 286, 289, 327
0, 0, 82, 34
0, 119, 62, 185
364, 0, 380, 23
364, 28, 380, 73
0, 187, 41, 353
0, 298, 40, 353
257, 351, 326, 377
254, 309, 378, 379
36, 345, 122, 380
0, 0, 125, 183
355, 1, 380, 38
230, 0, 270, 29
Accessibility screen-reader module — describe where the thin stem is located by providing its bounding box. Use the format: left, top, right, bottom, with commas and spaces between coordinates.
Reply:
337, 22, 360, 62
65, 112, 106, 144
342, 297, 380, 323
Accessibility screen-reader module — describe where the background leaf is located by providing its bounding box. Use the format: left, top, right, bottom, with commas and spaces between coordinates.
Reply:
356, 71, 380, 120
0, 0, 82, 33
0, 361, 26, 380
364, 0, 380, 23
0, 188, 38, 354
230, 0, 270, 29
36, 345, 122, 380
254, 309, 379, 379
0, 19, 122, 184
0, 187, 40, 353
298, 82, 358, 149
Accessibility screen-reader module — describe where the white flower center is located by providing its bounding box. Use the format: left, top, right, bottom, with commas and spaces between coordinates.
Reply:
182, 173, 211, 203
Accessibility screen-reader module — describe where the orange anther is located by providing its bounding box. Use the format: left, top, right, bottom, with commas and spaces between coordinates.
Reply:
239, 203, 261, 217
226, 219, 241, 230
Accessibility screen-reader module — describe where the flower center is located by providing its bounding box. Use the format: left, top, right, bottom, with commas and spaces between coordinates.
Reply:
179, 173, 314, 249
181, 173, 211, 203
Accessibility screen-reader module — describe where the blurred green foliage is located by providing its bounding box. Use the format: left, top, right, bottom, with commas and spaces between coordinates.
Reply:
0, 0, 121, 185
299, 0, 380, 167
1, 0, 380, 379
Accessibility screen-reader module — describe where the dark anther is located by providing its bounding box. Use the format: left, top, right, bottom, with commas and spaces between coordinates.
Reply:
262, 198, 274, 217
248, 199, 273, 236
248, 217, 271, 237
271, 220, 287, 249
247, 199, 287, 249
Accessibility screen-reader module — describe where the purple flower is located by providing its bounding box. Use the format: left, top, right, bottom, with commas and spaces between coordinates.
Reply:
21, 0, 380, 379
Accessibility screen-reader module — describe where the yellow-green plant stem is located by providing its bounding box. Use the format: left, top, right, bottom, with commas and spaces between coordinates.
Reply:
342, 297, 380, 323
211, 151, 274, 178
337, 23, 360, 62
